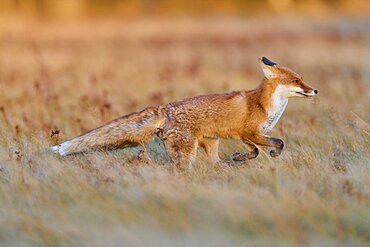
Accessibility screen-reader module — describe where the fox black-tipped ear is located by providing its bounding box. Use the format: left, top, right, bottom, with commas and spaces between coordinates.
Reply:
261, 57, 276, 67
259, 57, 279, 78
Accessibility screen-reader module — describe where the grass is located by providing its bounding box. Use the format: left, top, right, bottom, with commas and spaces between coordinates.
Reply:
0, 17, 369, 247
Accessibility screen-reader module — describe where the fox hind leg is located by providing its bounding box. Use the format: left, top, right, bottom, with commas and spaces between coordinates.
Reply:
164, 135, 199, 169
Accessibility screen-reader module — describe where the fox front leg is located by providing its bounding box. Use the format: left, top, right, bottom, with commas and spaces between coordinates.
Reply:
199, 138, 221, 164
248, 134, 284, 158
232, 141, 259, 161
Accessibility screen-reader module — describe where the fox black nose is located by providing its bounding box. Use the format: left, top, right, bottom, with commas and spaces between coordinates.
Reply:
314, 89, 318, 94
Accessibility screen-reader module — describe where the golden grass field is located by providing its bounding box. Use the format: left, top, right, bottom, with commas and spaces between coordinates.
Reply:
0, 17, 369, 246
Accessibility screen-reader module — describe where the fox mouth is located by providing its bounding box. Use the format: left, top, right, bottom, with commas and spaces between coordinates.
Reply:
295, 90, 317, 97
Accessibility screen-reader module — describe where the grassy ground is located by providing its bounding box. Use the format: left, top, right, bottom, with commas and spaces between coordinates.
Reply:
0, 17, 369, 247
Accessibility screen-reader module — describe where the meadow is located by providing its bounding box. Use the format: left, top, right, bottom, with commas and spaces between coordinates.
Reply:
0, 17, 369, 246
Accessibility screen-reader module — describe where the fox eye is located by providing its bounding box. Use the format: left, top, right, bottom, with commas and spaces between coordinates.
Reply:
292, 79, 300, 83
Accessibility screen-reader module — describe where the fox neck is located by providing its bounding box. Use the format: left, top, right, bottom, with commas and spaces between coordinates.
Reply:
258, 80, 289, 133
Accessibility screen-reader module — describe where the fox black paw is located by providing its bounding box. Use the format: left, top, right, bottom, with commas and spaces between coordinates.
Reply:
269, 149, 281, 158
232, 152, 247, 162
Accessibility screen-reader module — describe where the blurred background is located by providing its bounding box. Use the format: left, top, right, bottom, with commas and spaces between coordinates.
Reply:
0, 0, 369, 18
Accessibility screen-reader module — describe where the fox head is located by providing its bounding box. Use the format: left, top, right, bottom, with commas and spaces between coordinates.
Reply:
259, 57, 318, 98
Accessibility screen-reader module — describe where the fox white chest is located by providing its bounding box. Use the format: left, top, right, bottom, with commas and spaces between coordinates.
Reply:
261, 88, 288, 134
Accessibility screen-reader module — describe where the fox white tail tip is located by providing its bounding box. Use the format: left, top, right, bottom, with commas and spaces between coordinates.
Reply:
50, 141, 71, 156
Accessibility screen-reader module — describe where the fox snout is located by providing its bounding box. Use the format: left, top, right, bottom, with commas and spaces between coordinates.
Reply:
294, 87, 318, 97
287, 78, 318, 98
305, 88, 318, 95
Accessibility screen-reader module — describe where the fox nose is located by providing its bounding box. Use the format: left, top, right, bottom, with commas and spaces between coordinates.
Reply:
314, 89, 318, 94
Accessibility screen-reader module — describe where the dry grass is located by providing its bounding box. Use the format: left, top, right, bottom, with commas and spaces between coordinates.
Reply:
0, 17, 369, 247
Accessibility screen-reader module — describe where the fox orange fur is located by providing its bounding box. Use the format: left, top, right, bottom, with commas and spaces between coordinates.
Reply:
51, 57, 318, 166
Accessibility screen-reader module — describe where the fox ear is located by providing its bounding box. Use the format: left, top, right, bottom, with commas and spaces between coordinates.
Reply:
259, 57, 279, 79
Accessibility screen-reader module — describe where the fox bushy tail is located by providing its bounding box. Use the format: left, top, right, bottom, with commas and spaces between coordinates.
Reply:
50, 106, 166, 156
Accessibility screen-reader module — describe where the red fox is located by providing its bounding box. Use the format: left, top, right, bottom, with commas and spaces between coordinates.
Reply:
51, 57, 318, 166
